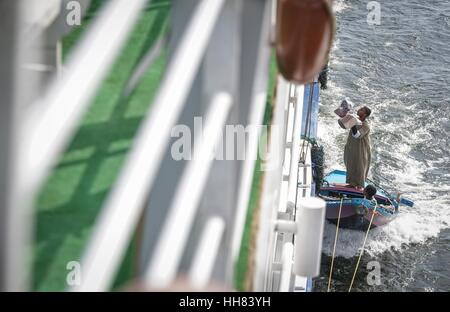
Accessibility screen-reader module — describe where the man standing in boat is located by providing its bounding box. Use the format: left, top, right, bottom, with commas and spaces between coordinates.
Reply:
343, 106, 372, 190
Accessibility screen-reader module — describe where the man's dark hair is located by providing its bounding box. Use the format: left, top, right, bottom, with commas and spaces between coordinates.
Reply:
363, 106, 372, 117
364, 184, 377, 199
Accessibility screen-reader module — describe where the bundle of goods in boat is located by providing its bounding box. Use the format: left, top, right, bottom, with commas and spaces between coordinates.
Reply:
337, 115, 360, 129
335, 99, 360, 129
334, 98, 352, 117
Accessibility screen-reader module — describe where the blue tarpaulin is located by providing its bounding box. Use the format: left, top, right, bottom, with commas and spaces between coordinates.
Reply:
301, 82, 320, 139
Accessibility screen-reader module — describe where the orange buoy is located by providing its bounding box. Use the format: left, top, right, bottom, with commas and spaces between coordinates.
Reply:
276, 0, 335, 84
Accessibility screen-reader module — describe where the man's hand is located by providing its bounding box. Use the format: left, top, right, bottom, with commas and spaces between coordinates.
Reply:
351, 125, 361, 138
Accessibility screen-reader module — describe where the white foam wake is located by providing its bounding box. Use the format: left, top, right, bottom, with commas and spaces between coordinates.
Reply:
332, 0, 350, 14
317, 1, 450, 257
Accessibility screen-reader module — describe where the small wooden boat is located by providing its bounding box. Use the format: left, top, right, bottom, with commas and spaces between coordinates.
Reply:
318, 170, 413, 231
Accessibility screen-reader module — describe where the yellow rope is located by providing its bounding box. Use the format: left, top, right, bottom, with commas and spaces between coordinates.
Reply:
348, 204, 378, 292
327, 197, 343, 292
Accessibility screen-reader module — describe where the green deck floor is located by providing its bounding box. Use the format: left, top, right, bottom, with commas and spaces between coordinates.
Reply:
33, 0, 170, 291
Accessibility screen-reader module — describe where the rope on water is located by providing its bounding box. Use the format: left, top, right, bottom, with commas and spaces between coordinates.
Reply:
348, 205, 378, 292
327, 197, 344, 292
299, 84, 314, 163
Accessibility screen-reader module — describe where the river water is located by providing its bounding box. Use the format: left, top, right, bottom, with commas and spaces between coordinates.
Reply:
314, 0, 450, 291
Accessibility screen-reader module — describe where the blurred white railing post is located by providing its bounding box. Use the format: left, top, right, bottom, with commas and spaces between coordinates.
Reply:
0, 0, 28, 292
188, 217, 226, 290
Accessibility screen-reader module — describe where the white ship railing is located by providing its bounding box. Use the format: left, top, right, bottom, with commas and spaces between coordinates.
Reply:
0, 0, 324, 292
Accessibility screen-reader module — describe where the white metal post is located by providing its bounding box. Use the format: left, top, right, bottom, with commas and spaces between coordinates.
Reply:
0, 1, 22, 292
279, 243, 294, 292
0, 0, 39, 292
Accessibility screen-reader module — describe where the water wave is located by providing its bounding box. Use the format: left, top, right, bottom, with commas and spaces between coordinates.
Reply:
318, 0, 450, 258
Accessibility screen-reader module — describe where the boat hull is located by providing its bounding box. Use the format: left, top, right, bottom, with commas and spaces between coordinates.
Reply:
325, 200, 396, 230
320, 170, 398, 231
